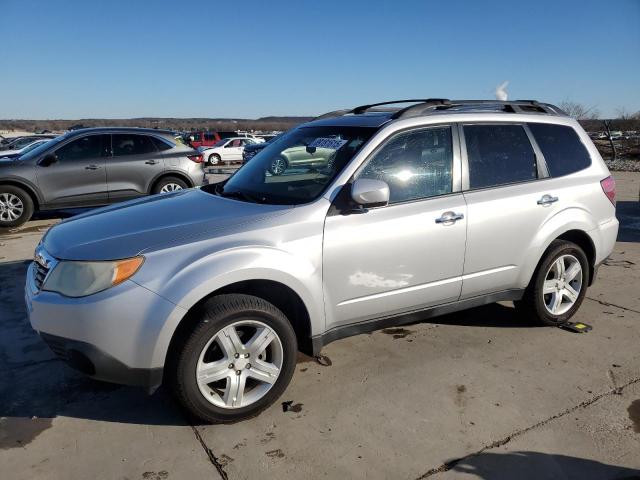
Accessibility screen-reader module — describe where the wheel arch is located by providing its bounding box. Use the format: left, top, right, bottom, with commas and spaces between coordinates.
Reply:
0, 178, 41, 210
149, 171, 194, 193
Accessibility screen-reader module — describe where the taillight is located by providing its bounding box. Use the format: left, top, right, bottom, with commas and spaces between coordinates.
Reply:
187, 154, 203, 163
600, 175, 616, 205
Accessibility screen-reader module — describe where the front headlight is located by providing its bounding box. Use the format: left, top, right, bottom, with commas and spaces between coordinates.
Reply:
43, 256, 144, 297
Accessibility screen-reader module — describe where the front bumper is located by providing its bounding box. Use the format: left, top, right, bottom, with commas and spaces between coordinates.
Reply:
25, 261, 179, 388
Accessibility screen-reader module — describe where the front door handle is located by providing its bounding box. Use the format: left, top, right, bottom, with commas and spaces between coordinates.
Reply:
435, 211, 464, 224
145, 160, 158, 165
537, 194, 559, 205
85, 165, 99, 170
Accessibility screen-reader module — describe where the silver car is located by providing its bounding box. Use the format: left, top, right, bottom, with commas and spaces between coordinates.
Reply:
0, 127, 206, 227
25, 99, 619, 423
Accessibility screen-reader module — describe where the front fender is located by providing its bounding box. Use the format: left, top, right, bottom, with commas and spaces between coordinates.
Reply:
138, 246, 323, 368
517, 206, 598, 288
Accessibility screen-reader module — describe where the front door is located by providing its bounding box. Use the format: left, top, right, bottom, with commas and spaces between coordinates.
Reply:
323, 125, 467, 330
35, 134, 109, 208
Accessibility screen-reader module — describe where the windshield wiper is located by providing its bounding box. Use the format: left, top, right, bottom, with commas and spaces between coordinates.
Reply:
219, 189, 265, 203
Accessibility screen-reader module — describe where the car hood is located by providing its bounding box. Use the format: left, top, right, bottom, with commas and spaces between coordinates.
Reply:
42, 188, 292, 261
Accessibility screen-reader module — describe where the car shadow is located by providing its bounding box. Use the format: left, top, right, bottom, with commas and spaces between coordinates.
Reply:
0, 259, 188, 427
445, 450, 640, 480
617, 200, 640, 243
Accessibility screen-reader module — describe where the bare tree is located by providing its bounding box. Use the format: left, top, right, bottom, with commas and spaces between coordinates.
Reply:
616, 107, 632, 120
559, 100, 600, 120
601, 119, 617, 160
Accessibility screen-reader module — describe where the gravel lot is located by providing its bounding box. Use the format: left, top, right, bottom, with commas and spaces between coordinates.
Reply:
1, 172, 639, 480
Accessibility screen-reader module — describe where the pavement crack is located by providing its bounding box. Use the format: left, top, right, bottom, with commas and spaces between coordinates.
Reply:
190, 425, 228, 480
586, 296, 640, 315
416, 376, 640, 479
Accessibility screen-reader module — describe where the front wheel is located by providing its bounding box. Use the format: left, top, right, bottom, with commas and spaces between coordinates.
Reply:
170, 294, 297, 423
0, 185, 34, 228
515, 240, 589, 326
269, 157, 287, 176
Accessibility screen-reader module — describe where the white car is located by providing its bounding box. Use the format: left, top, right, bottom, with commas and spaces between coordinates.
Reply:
200, 137, 260, 165
0, 139, 51, 159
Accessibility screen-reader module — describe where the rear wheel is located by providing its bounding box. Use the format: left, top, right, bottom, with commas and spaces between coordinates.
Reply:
0, 185, 34, 228
208, 154, 221, 166
153, 176, 188, 194
515, 240, 589, 326
170, 294, 297, 423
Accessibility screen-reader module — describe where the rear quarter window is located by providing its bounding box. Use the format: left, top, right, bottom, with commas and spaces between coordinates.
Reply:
528, 123, 591, 177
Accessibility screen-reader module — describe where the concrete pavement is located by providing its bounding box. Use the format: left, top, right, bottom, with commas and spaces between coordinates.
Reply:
1, 172, 639, 480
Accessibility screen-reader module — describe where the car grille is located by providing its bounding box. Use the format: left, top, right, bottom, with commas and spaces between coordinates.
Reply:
33, 261, 49, 290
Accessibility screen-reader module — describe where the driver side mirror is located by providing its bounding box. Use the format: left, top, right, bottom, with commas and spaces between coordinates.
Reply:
351, 178, 390, 208
39, 153, 58, 167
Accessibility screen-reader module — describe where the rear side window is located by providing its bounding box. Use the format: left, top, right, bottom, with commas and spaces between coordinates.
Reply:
528, 123, 591, 177
150, 136, 173, 151
356, 126, 453, 204
464, 124, 536, 189
112, 134, 157, 156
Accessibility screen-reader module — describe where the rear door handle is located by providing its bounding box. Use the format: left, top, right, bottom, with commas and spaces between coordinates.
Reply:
435, 211, 464, 224
85, 165, 99, 170
537, 194, 559, 205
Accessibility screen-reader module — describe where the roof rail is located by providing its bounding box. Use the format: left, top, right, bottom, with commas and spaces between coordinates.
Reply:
352, 99, 451, 115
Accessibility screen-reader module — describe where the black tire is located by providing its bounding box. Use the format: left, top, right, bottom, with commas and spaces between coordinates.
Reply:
0, 185, 34, 228
208, 154, 221, 166
152, 176, 188, 194
515, 240, 590, 326
169, 294, 297, 424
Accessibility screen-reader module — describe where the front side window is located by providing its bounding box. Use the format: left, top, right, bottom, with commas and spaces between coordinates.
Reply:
464, 124, 536, 189
56, 135, 105, 161
528, 123, 591, 177
355, 127, 453, 204
112, 134, 157, 156
205, 125, 377, 205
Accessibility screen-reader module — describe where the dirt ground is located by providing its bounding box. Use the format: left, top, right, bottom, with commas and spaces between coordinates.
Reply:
0, 172, 639, 480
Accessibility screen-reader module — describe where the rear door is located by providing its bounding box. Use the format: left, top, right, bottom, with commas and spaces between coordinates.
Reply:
35, 134, 109, 207
224, 139, 243, 162
459, 123, 561, 298
107, 133, 164, 202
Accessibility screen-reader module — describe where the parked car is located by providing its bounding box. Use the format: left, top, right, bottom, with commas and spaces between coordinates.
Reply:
25, 99, 618, 424
242, 134, 283, 165
200, 137, 259, 165
0, 127, 206, 227
185, 131, 221, 149
0, 138, 52, 159
0, 134, 57, 151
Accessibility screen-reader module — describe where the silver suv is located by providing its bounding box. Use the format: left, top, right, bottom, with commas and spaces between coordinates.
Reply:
0, 128, 206, 227
25, 99, 619, 423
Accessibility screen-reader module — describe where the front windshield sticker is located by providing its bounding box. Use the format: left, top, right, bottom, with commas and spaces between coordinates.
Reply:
308, 137, 348, 150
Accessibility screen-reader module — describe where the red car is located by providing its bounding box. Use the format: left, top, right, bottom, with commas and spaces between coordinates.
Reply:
186, 131, 221, 149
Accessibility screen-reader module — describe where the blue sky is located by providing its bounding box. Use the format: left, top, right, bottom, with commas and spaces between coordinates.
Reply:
1, 0, 638, 119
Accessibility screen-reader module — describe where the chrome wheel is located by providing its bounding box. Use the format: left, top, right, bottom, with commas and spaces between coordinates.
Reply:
196, 320, 283, 409
543, 254, 583, 315
209, 154, 220, 165
160, 183, 183, 193
0, 193, 24, 222
270, 158, 286, 175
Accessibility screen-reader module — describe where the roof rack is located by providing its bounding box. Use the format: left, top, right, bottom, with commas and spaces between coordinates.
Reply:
313, 99, 566, 121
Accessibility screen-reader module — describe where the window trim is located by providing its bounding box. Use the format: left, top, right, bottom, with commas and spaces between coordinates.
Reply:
347, 123, 462, 208
53, 133, 110, 161
459, 122, 547, 192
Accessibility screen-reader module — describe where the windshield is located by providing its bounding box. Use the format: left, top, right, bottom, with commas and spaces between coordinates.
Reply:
19, 134, 67, 161
21, 140, 50, 153
212, 138, 228, 147
203, 125, 376, 205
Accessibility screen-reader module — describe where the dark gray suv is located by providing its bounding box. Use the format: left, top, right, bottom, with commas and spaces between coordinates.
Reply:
0, 128, 207, 227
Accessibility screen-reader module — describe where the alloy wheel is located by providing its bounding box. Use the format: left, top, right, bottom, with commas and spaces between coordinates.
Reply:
542, 254, 583, 315
196, 320, 283, 409
0, 193, 24, 222
160, 183, 183, 193
270, 158, 286, 175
